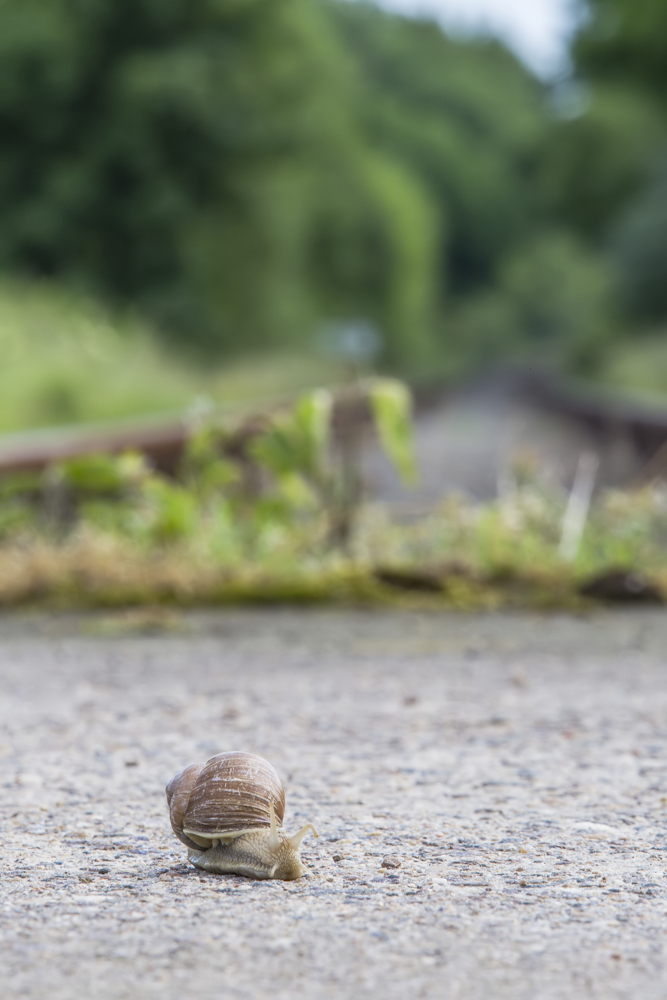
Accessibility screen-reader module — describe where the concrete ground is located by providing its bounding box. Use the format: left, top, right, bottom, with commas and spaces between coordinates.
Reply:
2, 607, 667, 999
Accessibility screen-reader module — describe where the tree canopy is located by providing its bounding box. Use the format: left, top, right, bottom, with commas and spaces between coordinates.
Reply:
575, 0, 667, 102
569, 0, 667, 326
0, 0, 664, 378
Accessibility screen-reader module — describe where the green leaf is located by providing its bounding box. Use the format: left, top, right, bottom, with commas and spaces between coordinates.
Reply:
58, 451, 148, 495
293, 389, 332, 478
368, 378, 418, 485
252, 389, 332, 482
143, 478, 199, 542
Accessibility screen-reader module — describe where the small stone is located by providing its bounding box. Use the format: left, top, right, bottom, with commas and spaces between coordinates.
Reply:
332, 854, 343, 862
381, 856, 402, 869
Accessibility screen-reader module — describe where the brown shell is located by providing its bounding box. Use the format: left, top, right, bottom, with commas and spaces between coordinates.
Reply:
166, 751, 285, 849
166, 761, 206, 849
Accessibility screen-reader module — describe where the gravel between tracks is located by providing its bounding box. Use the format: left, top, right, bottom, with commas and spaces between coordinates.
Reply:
2, 607, 667, 999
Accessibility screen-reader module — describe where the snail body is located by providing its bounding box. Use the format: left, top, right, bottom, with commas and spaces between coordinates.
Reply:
166, 751, 317, 880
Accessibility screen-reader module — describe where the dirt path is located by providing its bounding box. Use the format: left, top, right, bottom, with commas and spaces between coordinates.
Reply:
2, 608, 667, 999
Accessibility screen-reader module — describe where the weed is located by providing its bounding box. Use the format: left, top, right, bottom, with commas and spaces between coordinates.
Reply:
0, 384, 666, 609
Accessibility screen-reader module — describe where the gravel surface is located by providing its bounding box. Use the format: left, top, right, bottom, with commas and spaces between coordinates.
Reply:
2, 607, 667, 999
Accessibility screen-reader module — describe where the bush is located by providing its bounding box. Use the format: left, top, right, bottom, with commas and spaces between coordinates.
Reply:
447, 232, 617, 374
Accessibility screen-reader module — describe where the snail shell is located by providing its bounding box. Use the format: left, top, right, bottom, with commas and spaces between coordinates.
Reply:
166, 751, 317, 881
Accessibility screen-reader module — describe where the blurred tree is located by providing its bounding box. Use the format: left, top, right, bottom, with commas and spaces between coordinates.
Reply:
610, 158, 667, 321
449, 231, 616, 373
539, 85, 664, 241
570, 0, 667, 327
574, 0, 667, 103
0, 0, 632, 379
0, 0, 439, 367
330, 2, 621, 375
330, 1, 548, 298
0, 0, 318, 343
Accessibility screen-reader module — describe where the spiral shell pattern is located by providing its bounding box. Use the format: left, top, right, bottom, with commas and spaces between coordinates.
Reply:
166, 751, 286, 850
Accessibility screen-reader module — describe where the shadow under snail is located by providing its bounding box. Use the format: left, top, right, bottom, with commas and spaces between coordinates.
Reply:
166, 751, 318, 880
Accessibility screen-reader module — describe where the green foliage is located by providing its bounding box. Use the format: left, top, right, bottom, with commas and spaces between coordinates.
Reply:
252, 380, 418, 543
448, 232, 616, 373
568, 0, 667, 333
331, 1, 548, 298
0, 471, 40, 539
0, 0, 336, 346
139, 479, 200, 544
4, 461, 667, 608
0, 279, 345, 434
539, 85, 665, 240
60, 451, 147, 496
0, 0, 591, 374
0, 0, 445, 364
2, 389, 667, 606
0, 379, 420, 554
252, 389, 332, 484
609, 159, 667, 321
369, 378, 416, 484
307, 149, 440, 371
1, 0, 665, 379
574, 0, 667, 105
328, 2, 626, 376
363, 478, 667, 599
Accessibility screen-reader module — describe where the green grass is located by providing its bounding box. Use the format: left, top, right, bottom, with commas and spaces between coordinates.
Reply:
0, 280, 342, 434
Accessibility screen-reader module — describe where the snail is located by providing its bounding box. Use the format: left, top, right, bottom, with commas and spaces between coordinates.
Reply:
165, 751, 318, 880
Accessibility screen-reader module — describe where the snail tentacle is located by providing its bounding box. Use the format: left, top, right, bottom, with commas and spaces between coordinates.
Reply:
289, 823, 319, 851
